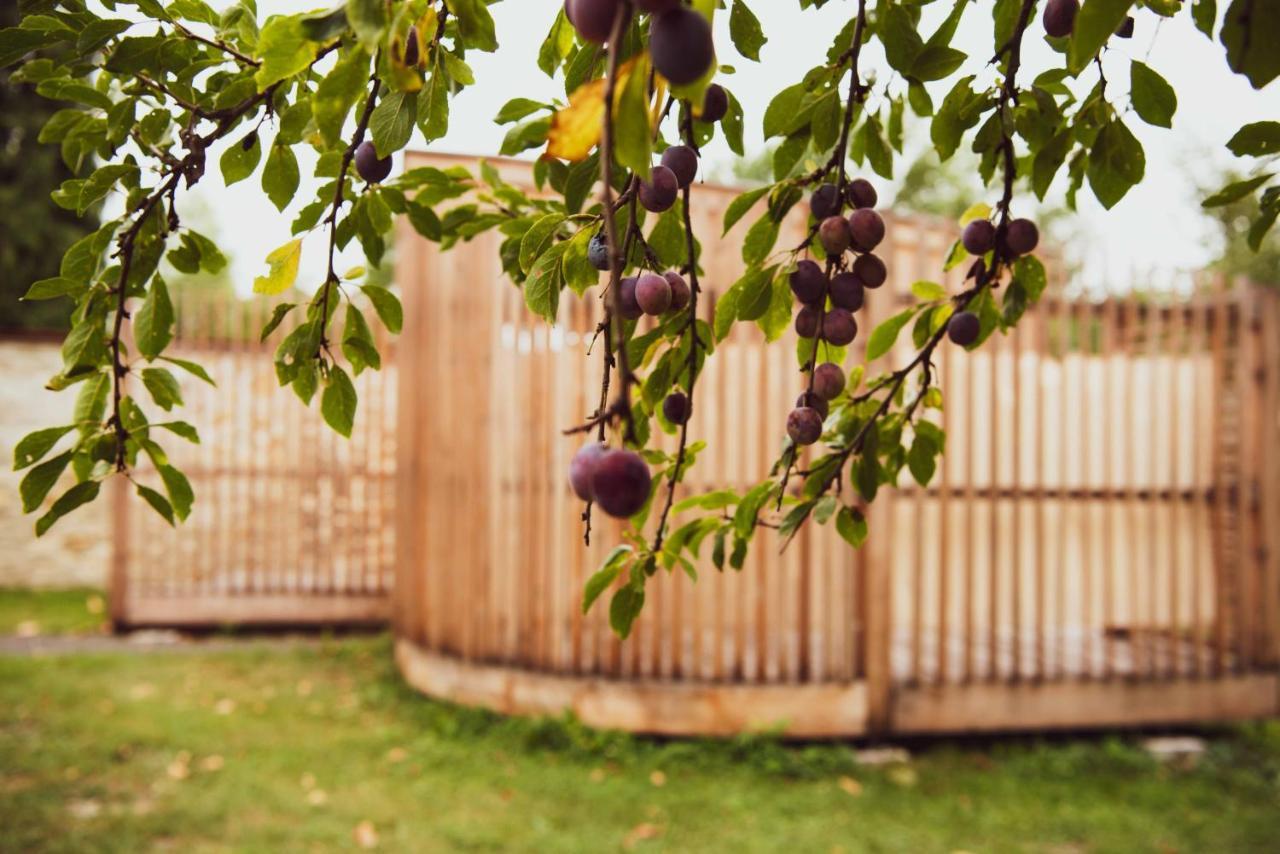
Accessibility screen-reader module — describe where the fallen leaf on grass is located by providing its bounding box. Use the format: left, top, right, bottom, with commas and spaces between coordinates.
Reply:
167, 751, 191, 780
354, 820, 378, 849
67, 799, 101, 819
648, 770, 666, 787
888, 766, 918, 788
386, 747, 408, 763
589, 767, 606, 783
15, 620, 40, 637
623, 822, 663, 850
296, 680, 313, 696
200, 755, 224, 772
86, 594, 105, 614
307, 789, 328, 806
129, 683, 156, 700
837, 775, 862, 797
214, 698, 236, 715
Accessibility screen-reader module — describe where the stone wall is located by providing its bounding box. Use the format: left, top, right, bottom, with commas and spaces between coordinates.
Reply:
0, 338, 109, 588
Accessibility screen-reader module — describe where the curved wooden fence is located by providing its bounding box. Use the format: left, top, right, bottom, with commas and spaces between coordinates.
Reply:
394, 153, 1280, 736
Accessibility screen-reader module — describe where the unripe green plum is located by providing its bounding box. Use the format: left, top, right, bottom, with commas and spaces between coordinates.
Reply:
948, 310, 980, 346
848, 208, 885, 252
665, 271, 691, 312
569, 442, 608, 501
810, 184, 841, 219
355, 141, 392, 183
813, 362, 846, 400
789, 259, 826, 305
822, 308, 858, 346
649, 7, 714, 85
846, 177, 877, 210
795, 305, 821, 339
787, 407, 824, 446
618, 276, 643, 320
639, 165, 679, 212
829, 271, 864, 311
853, 253, 886, 289
660, 144, 698, 188
962, 219, 996, 255
700, 84, 729, 123
636, 272, 672, 315
1042, 0, 1078, 38
663, 392, 690, 424
590, 449, 652, 518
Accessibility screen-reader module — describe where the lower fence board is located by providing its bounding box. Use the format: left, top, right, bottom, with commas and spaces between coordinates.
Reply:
122, 594, 390, 627
892, 674, 1280, 734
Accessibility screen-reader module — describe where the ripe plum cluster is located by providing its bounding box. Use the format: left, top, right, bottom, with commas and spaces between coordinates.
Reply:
785, 175, 885, 446
564, 1, 716, 88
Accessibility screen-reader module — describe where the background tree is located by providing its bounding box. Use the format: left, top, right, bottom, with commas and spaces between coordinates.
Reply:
0, 0, 95, 331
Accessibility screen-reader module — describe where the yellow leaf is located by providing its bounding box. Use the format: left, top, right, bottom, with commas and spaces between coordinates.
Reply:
253, 239, 303, 295
547, 58, 641, 162
959, 202, 991, 226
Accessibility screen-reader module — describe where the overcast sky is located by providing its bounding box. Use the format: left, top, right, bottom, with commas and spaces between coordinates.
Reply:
185, 2, 1280, 297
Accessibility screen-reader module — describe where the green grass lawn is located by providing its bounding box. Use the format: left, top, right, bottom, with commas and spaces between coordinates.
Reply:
2, 630, 1279, 851
0, 587, 108, 636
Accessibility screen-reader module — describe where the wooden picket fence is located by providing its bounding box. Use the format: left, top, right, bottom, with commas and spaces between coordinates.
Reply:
393, 153, 1280, 736
110, 289, 396, 627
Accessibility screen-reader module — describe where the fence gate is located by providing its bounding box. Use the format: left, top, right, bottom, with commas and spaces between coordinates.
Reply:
110, 293, 396, 628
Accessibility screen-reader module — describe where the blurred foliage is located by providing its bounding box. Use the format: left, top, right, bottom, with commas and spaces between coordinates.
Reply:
1203, 171, 1280, 286
0, 0, 94, 332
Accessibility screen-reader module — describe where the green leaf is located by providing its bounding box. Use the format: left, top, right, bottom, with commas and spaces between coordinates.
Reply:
263, 143, 300, 212
220, 132, 262, 186
1087, 118, 1145, 209
62, 164, 138, 216
134, 277, 174, 361
20, 451, 73, 513
729, 0, 766, 61
911, 281, 948, 301
911, 45, 966, 81
158, 464, 193, 521
370, 91, 418, 158
254, 15, 317, 90
13, 426, 75, 471
1068, 0, 1134, 74
36, 481, 100, 536
160, 356, 216, 386
136, 484, 174, 525
156, 421, 200, 443
344, 0, 387, 50
908, 435, 938, 486
252, 239, 303, 295
1227, 121, 1280, 157
613, 53, 652, 177
321, 365, 358, 438
445, 0, 498, 51
608, 582, 645, 639
881, 3, 924, 74
763, 82, 806, 140
35, 77, 112, 110
418, 68, 450, 141
494, 98, 547, 124
1203, 173, 1273, 208
1129, 61, 1176, 128
519, 214, 565, 274
1192, 0, 1216, 37
140, 367, 183, 411
723, 186, 770, 235
866, 308, 917, 362
835, 506, 868, 548
22, 277, 84, 301
524, 241, 568, 323
1220, 0, 1280, 89
314, 47, 370, 147
362, 285, 403, 333
583, 546, 632, 614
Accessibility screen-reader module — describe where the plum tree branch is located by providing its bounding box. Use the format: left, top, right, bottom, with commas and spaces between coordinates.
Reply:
651, 108, 704, 553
